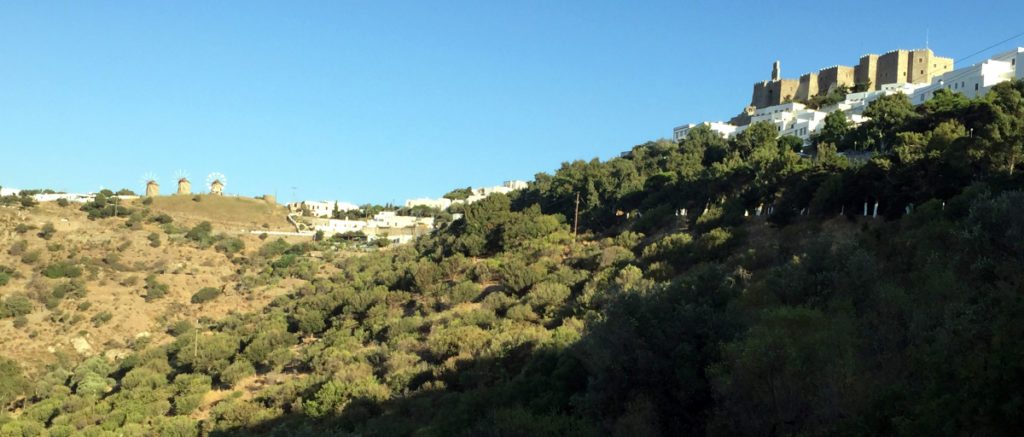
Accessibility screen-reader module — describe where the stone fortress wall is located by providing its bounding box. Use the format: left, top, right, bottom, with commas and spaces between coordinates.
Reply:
751, 48, 953, 108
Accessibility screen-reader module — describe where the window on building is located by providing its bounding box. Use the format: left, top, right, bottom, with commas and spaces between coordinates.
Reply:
975, 83, 979, 91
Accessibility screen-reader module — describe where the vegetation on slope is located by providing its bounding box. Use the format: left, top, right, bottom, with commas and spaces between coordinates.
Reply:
0, 80, 1022, 436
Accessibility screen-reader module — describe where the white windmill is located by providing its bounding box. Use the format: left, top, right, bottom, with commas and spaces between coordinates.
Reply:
206, 172, 227, 196
141, 172, 159, 197
175, 170, 192, 195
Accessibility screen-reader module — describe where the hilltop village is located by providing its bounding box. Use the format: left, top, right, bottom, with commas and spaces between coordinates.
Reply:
674, 47, 1024, 147
1, 178, 530, 247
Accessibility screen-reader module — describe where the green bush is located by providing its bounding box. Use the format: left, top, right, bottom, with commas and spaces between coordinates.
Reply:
51, 280, 87, 300
144, 275, 169, 301
150, 213, 173, 224
21, 250, 40, 265
156, 416, 198, 436
215, 237, 245, 255
220, 359, 256, 385
91, 311, 112, 326
42, 262, 82, 279
0, 267, 12, 287
0, 295, 33, 318
185, 222, 214, 246
191, 287, 221, 304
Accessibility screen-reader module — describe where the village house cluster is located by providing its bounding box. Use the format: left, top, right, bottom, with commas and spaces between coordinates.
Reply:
286, 180, 529, 244
674, 47, 1024, 147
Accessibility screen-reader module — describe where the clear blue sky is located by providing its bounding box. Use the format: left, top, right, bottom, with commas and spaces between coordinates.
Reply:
2, 1, 1022, 204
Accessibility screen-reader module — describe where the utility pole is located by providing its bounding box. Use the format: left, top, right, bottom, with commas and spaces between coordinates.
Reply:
194, 319, 200, 360
573, 192, 580, 241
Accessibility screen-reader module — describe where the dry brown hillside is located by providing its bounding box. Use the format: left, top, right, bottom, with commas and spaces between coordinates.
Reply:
0, 197, 309, 372
147, 195, 294, 232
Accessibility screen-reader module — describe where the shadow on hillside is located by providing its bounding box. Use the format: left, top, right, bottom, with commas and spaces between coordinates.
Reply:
201, 271, 738, 437
209, 343, 590, 436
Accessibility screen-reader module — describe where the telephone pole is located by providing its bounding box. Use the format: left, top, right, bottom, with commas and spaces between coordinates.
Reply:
573, 192, 580, 241
194, 319, 199, 360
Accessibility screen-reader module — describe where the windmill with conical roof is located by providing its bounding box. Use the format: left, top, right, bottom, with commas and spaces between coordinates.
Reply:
175, 170, 191, 195
207, 172, 227, 196
142, 173, 159, 197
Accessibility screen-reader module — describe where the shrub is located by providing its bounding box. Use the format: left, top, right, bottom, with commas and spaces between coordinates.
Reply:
0, 357, 30, 408
8, 240, 28, 256
150, 213, 173, 224
215, 237, 245, 255
220, 359, 256, 385
191, 287, 221, 304
147, 232, 161, 248
20, 250, 40, 265
0, 266, 12, 287
14, 224, 33, 234
447, 281, 482, 305
259, 239, 290, 258
185, 222, 214, 246
52, 280, 87, 300
12, 316, 28, 328
91, 311, 112, 326
0, 295, 33, 318
173, 373, 212, 415
56, 198, 70, 207
157, 416, 199, 436
169, 320, 194, 336
526, 281, 571, 314
42, 262, 82, 279
144, 275, 170, 301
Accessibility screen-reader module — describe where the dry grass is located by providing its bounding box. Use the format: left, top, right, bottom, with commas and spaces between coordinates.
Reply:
146, 195, 292, 232
0, 201, 296, 372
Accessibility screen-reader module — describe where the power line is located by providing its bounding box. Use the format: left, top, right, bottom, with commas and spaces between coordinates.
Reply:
955, 30, 1024, 64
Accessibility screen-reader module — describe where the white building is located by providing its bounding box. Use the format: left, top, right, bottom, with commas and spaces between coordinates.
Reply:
827, 82, 928, 115
405, 197, 453, 209
289, 200, 360, 217
673, 122, 741, 141
503, 180, 528, 190
670, 47, 1024, 150
369, 211, 434, 228
311, 218, 367, 235
33, 193, 95, 203
911, 48, 1022, 104
461, 180, 529, 204
0, 188, 20, 197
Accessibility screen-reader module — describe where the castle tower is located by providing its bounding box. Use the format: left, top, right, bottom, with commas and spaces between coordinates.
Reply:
772, 61, 781, 81
176, 178, 191, 195
145, 180, 159, 197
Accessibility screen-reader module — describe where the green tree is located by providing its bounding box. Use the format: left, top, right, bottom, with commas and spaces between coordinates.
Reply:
815, 110, 851, 150
860, 93, 917, 150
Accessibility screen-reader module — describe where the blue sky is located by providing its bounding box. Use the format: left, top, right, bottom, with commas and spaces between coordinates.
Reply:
1, 1, 1022, 204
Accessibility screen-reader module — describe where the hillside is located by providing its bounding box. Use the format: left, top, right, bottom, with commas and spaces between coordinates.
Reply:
146, 195, 292, 232
0, 80, 1022, 436
0, 199, 301, 371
